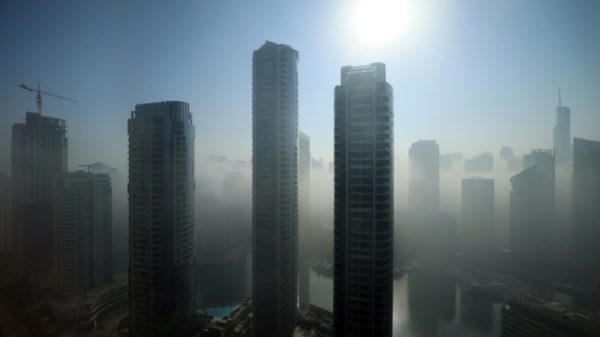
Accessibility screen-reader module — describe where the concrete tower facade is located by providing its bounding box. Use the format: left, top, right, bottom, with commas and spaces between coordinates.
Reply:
461, 177, 494, 257
54, 171, 112, 295
128, 101, 196, 337
553, 91, 571, 166
409, 140, 440, 215
252, 41, 299, 337
11, 111, 68, 273
334, 63, 394, 337
0, 174, 12, 252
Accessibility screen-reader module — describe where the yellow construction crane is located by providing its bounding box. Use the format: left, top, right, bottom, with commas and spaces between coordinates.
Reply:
18, 83, 78, 115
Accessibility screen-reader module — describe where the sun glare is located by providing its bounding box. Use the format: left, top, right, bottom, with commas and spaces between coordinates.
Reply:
351, 0, 411, 47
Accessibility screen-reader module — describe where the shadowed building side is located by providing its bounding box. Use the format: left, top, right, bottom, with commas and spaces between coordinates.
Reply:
334, 63, 394, 337
54, 171, 112, 296
11, 111, 68, 274
572, 138, 600, 271
252, 41, 299, 337
128, 101, 196, 337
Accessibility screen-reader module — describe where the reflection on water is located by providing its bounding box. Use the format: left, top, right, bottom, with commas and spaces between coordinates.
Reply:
309, 269, 502, 337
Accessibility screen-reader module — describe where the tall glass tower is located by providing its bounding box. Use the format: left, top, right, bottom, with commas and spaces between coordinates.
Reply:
553, 91, 571, 166
128, 101, 195, 337
334, 63, 394, 337
252, 41, 299, 337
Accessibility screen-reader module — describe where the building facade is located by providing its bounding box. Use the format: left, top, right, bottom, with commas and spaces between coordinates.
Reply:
128, 101, 196, 337
461, 177, 494, 257
334, 63, 394, 337
0, 174, 12, 252
572, 138, 600, 271
252, 41, 299, 337
54, 171, 112, 295
409, 140, 439, 215
510, 149, 555, 262
553, 92, 571, 166
11, 111, 68, 273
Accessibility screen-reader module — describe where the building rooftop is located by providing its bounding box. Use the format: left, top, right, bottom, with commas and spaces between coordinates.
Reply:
507, 294, 600, 334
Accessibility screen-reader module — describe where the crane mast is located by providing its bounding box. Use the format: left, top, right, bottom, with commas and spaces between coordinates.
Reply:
18, 83, 78, 114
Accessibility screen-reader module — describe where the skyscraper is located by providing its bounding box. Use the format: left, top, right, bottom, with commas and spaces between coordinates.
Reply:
11, 111, 68, 273
334, 63, 394, 337
0, 174, 12, 252
252, 41, 299, 337
510, 150, 555, 261
409, 140, 439, 215
128, 101, 196, 337
553, 91, 571, 166
299, 132, 311, 224
461, 178, 494, 257
572, 138, 600, 270
54, 171, 112, 295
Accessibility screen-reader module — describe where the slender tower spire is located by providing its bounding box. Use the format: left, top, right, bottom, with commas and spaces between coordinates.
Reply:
558, 89, 562, 107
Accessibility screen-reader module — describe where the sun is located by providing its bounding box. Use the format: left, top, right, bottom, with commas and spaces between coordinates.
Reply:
351, 0, 410, 47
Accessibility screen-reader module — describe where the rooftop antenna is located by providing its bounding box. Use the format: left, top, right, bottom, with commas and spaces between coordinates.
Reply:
558, 89, 562, 107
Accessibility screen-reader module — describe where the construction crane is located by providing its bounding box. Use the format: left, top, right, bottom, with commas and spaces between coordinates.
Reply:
18, 83, 78, 115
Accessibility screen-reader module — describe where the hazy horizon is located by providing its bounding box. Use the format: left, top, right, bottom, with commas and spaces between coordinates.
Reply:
1, 0, 600, 179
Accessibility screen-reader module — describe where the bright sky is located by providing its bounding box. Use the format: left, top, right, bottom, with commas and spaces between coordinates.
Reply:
1, 0, 599, 175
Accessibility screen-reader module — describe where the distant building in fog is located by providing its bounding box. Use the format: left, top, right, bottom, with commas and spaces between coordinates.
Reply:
572, 138, 600, 270
500, 146, 514, 161
223, 172, 251, 246
12, 111, 67, 273
461, 178, 494, 257
409, 140, 439, 214
501, 295, 600, 337
299, 132, 311, 224
440, 152, 463, 170
54, 171, 112, 296
334, 63, 394, 337
465, 152, 494, 173
312, 157, 324, 171
0, 174, 12, 252
252, 41, 299, 337
507, 157, 523, 172
128, 101, 196, 337
510, 149, 555, 261
553, 91, 571, 166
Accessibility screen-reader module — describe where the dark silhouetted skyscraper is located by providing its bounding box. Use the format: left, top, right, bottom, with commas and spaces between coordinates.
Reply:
128, 101, 196, 337
510, 149, 555, 261
54, 171, 112, 295
409, 140, 439, 215
334, 63, 394, 337
461, 178, 494, 257
572, 138, 600, 270
0, 174, 12, 252
11, 111, 67, 273
553, 91, 571, 166
252, 41, 299, 337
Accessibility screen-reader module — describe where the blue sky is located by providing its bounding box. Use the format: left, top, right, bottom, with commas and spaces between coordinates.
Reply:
1, 0, 599, 175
